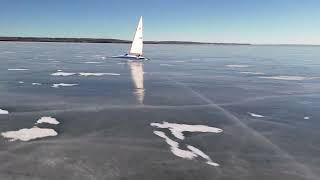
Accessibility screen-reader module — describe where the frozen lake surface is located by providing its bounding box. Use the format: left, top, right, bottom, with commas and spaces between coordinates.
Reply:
0, 42, 320, 180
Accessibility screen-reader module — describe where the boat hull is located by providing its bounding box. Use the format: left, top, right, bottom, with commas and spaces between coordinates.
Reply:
112, 55, 149, 60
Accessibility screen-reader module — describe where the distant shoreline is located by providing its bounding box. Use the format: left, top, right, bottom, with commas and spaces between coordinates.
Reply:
0, 37, 251, 45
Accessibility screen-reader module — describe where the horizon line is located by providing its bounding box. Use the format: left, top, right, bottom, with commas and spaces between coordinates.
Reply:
0, 36, 319, 46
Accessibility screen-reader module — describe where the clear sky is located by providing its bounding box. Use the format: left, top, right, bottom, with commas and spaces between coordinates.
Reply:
1, 0, 320, 44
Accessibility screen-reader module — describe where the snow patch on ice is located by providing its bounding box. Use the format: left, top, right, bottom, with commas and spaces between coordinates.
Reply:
151, 122, 223, 140
8, 68, 29, 71
83, 61, 103, 64
51, 71, 120, 77
32, 83, 41, 85
0, 109, 9, 114
153, 130, 220, 166
248, 112, 265, 118
1, 126, 57, 142
151, 122, 222, 167
240, 71, 265, 75
78, 72, 120, 76
259, 76, 319, 81
226, 65, 251, 68
51, 72, 76, 76
35, 117, 60, 125
52, 83, 78, 88
187, 145, 220, 166
160, 64, 174, 66
153, 131, 198, 160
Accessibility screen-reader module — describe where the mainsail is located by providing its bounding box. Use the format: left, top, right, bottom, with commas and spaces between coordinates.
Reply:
129, 16, 143, 55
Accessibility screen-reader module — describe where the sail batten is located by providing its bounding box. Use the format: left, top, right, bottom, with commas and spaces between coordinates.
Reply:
129, 16, 143, 55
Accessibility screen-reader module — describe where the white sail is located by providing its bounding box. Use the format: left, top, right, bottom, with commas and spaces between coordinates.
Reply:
129, 16, 143, 55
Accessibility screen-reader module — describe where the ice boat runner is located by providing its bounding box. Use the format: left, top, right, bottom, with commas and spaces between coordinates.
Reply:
112, 16, 148, 60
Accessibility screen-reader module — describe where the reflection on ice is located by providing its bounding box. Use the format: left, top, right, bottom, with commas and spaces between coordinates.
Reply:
128, 61, 145, 104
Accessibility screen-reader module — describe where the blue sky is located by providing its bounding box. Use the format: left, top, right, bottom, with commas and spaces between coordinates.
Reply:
0, 0, 320, 44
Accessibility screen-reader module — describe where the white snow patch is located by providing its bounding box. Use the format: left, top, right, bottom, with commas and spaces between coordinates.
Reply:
0, 109, 9, 114
304, 116, 310, 120
36, 117, 60, 125
240, 71, 265, 75
78, 72, 120, 76
160, 64, 174, 66
153, 131, 220, 166
93, 55, 103, 57
0, 51, 15, 54
83, 61, 102, 64
51, 72, 76, 76
187, 145, 220, 166
18, 81, 24, 84
1, 126, 57, 142
51, 71, 120, 77
57, 70, 63, 72
8, 68, 29, 71
207, 161, 220, 166
248, 112, 265, 118
52, 83, 78, 88
259, 76, 318, 81
32, 83, 41, 85
226, 65, 250, 68
153, 131, 198, 160
151, 122, 223, 140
